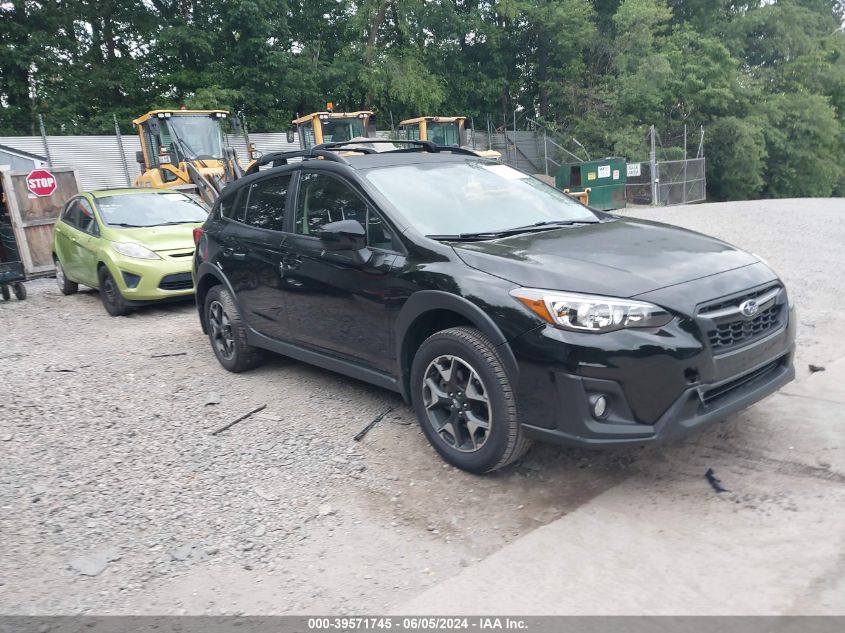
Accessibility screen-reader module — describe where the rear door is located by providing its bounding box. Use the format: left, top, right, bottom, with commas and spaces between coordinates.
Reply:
53, 198, 82, 278
217, 173, 292, 341
72, 198, 101, 287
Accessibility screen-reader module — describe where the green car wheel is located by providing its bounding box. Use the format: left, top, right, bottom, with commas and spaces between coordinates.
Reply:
98, 267, 132, 316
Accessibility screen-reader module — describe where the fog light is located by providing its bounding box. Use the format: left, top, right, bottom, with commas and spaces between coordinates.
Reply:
589, 394, 610, 419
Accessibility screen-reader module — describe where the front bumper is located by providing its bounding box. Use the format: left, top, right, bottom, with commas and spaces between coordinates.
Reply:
508, 284, 796, 448
105, 249, 195, 302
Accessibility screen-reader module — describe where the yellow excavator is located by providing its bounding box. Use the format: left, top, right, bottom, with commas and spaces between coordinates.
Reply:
288, 105, 375, 149
398, 116, 501, 159
133, 109, 256, 205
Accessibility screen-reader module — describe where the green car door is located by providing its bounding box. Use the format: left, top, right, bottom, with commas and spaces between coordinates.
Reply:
54, 196, 100, 286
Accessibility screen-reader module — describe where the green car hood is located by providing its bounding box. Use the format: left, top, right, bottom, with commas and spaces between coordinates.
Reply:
104, 223, 201, 252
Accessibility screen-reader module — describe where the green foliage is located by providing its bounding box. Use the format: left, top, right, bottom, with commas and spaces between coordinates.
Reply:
706, 117, 767, 201
1, 0, 844, 199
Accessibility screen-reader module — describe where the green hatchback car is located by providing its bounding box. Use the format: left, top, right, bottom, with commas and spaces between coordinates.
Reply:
52, 188, 208, 316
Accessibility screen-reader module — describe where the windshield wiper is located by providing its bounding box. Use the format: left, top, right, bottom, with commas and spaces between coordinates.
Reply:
428, 220, 597, 242
157, 220, 204, 225
107, 222, 144, 228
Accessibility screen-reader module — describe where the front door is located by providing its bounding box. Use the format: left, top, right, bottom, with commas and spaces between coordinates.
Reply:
217, 173, 292, 342
73, 198, 101, 287
283, 171, 397, 373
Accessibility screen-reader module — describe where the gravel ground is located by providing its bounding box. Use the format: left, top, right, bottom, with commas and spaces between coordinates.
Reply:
1, 197, 842, 615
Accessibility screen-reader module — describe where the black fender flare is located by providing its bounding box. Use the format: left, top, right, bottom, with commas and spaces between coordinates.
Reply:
394, 290, 520, 393
194, 262, 240, 333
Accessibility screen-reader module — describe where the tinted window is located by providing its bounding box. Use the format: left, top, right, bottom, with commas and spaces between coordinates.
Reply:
365, 161, 598, 236
77, 199, 99, 235
295, 173, 367, 235
96, 193, 207, 228
62, 200, 81, 227
220, 190, 245, 223
242, 175, 290, 231
295, 173, 394, 249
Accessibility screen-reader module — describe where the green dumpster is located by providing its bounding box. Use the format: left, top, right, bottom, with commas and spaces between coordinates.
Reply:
555, 157, 627, 210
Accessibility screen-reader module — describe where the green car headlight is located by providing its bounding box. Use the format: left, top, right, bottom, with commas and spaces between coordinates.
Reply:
112, 242, 161, 260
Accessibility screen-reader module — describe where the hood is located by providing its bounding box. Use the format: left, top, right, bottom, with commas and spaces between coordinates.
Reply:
107, 223, 200, 252
452, 218, 759, 298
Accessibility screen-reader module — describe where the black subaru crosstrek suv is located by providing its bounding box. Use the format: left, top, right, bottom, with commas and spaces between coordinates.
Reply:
192, 140, 795, 473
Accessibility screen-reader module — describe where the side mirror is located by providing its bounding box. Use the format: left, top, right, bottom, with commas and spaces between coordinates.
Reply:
231, 116, 242, 133
317, 220, 371, 265
148, 117, 161, 136
135, 150, 145, 165
366, 115, 377, 138
287, 126, 296, 144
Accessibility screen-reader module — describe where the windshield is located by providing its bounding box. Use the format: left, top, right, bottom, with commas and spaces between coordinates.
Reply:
321, 117, 365, 143
96, 193, 208, 228
365, 161, 598, 237
427, 121, 460, 146
162, 116, 224, 160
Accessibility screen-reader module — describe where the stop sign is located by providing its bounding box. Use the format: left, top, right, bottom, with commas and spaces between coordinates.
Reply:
26, 169, 58, 197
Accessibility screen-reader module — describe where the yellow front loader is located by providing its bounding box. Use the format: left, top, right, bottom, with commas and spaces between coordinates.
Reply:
133, 109, 256, 205
288, 107, 375, 149
398, 116, 501, 160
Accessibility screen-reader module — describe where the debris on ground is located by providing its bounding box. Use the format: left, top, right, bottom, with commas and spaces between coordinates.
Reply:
150, 352, 187, 359
44, 365, 77, 373
203, 392, 222, 406
318, 503, 335, 517
211, 404, 267, 435
68, 547, 121, 577
808, 364, 826, 373
705, 468, 730, 493
353, 406, 395, 442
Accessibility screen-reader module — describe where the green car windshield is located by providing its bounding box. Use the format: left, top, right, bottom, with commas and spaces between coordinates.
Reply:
96, 193, 208, 227
365, 161, 598, 237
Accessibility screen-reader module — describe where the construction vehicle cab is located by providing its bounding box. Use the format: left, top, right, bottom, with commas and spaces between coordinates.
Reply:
399, 116, 500, 159
134, 110, 232, 188
288, 109, 374, 149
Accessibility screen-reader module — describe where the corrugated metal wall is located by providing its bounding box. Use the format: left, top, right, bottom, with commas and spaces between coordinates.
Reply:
0, 132, 300, 191
0, 130, 548, 189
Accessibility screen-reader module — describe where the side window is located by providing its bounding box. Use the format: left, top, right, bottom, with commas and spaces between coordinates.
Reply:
62, 200, 81, 227
365, 208, 394, 251
77, 199, 99, 236
242, 175, 290, 231
218, 190, 245, 223
295, 172, 368, 236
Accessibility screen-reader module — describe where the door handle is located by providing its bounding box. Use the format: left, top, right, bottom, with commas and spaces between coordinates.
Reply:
223, 248, 247, 261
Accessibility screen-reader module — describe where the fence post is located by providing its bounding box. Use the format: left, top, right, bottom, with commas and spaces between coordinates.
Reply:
512, 110, 518, 170
649, 125, 658, 206
38, 114, 53, 169
543, 131, 548, 176
113, 114, 132, 187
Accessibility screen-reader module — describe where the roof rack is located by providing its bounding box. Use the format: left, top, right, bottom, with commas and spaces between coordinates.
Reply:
244, 139, 483, 175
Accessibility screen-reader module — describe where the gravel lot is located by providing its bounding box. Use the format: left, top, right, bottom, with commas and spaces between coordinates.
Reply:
1, 198, 843, 615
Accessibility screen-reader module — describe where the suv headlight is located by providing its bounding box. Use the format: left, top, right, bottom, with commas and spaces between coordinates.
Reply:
510, 288, 672, 333
112, 242, 161, 260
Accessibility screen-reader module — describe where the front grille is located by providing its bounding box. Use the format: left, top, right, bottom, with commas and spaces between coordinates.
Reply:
707, 304, 783, 351
698, 284, 785, 353
159, 272, 193, 291
701, 358, 782, 407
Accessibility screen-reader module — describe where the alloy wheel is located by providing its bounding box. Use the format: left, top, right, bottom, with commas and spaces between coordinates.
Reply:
208, 300, 236, 361
421, 354, 492, 453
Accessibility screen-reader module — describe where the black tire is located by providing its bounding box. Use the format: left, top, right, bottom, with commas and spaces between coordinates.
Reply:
1, 285, 10, 301
410, 326, 531, 473
204, 286, 263, 372
55, 258, 78, 295
13, 282, 26, 300
98, 266, 131, 316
